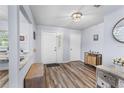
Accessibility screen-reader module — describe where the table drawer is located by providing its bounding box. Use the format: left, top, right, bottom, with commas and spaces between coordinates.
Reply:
97, 70, 118, 87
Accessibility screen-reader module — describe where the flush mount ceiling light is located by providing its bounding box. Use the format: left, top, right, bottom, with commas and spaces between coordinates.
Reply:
93, 5, 101, 8
71, 12, 82, 22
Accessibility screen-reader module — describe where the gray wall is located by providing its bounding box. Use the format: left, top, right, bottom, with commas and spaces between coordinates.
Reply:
81, 6, 124, 65
103, 7, 124, 65
81, 23, 104, 62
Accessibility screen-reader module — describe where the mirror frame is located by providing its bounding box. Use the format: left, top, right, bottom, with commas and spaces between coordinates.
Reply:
112, 17, 124, 43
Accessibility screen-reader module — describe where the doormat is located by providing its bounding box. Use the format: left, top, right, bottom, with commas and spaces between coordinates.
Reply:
47, 63, 60, 67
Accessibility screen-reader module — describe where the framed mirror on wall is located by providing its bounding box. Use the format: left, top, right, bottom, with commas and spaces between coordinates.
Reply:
8, 5, 34, 88
112, 17, 124, 43
0, 5, 9, 88
19, 6, 33, 70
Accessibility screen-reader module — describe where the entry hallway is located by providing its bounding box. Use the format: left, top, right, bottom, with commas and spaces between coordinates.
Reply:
44, 61, 96, 88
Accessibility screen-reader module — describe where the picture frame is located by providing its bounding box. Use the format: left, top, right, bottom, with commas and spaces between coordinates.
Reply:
93, 34, 99, 41
20, 36, 25, 41
33, 31, 36, 40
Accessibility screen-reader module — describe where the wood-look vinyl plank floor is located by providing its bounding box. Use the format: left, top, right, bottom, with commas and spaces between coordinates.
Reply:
44, 61, 96, 88
0, 70, 8, 88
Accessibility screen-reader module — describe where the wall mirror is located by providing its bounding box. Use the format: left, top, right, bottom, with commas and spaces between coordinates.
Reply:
112, 18, 124, 43
0, 5, 8, 88
19, 6, 33, 70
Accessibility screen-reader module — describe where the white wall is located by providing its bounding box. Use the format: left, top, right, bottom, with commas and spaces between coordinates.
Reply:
20, 22, 30, 53
81, 7, 124, 65
22, 5, 37, 62
36, 25, 81, 63
81, 23, 104, 62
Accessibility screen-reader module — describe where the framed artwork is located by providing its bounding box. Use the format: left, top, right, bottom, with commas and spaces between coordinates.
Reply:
20, 36, 25, 41
33, 32, 36, 40
93, 34, 99, 41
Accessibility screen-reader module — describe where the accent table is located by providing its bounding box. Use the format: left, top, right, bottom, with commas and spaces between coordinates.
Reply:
96, 65, 124, 88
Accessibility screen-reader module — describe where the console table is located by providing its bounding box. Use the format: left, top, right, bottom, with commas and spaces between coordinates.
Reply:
84, 52, 102, 66
96, 65, 124, 88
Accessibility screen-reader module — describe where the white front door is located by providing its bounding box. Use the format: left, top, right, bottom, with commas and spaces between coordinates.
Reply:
70, 32, 81, 61
42, 32, 63, 64
42, 32, 57, 64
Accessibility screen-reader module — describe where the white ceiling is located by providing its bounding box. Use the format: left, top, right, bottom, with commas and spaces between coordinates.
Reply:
0, 5, 29, 24
30, 5, 123, 30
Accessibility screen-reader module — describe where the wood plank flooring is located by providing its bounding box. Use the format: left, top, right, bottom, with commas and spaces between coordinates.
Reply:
0, 70, 8, 88
44, 61, 96, 88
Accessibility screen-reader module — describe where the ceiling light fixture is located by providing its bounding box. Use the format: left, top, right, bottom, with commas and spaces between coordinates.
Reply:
94, 5, 101, 8
71, 12, 82, 22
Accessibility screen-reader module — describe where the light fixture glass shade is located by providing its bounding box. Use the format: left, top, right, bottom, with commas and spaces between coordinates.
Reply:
71, 12, 82, 22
